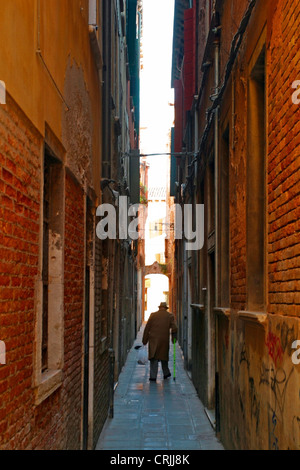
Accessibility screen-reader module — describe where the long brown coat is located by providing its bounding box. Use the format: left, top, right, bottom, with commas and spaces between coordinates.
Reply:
142, 307, 178, 361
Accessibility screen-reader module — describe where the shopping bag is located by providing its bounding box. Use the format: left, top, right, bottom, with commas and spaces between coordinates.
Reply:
137, 345, 148, 365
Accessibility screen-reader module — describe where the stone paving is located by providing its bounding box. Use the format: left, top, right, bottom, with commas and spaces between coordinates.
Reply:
96, 326, 224, 451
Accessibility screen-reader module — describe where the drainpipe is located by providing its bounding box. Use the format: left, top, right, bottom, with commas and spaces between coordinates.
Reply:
214, 39, 220, 309
194, 99, 199, 180
213, 37, 220, 434
102, 0, 112, 180
194, 99, 199, 296
89, 0, 97, 26
108, 348, 115, 418
183, 238, 188, 367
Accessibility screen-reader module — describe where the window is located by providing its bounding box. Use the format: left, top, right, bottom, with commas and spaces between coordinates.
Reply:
35, 146, 64, 404
220, 126, 230, 307
246, 45, 266, 311
42, 156, 50, 372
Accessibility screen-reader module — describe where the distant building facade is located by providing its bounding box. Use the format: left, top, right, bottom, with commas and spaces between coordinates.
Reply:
172, 0, 300, 450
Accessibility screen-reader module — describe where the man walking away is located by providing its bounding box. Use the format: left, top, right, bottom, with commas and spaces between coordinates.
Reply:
142, 302, 178, 382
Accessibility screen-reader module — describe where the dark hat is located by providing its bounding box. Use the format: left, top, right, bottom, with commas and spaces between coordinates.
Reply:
159, 302, 168, 309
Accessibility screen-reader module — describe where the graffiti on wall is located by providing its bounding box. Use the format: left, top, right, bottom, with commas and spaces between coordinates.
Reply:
262, 322, 298, 449
236, 321, 298, 449
239, 341, 250, 372
269, 410, 279, 450
259, 363, 293, 416
238, 341, 261, 435
249, 377, 260, 432
265, 323, 297, 367
280, 322, 296, 353
265, 332, 284, 368
220, 319, 298, 449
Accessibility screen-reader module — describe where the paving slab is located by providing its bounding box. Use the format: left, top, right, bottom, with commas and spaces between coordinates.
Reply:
96, 325, 224, 451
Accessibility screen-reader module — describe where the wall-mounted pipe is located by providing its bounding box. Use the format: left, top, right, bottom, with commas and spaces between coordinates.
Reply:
214, 37, 220, 429
89, 0, 97, 26
214, 39, 220, 309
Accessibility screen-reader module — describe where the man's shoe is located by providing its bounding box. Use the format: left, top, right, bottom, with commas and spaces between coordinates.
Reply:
149, 378, 156, 382
164, 373, 171, 380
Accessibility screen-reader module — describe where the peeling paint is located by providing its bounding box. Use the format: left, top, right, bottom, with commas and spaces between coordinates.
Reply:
62, 58, 93, 188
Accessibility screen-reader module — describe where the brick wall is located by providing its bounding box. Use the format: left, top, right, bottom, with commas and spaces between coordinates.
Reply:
93, 236, 110, 448
217, 0, 300, 449
267, 0, 300, 317
29, 141, 85, 452
229, 51, 247, 311
0, 96, 91, 450
178, 0, 300, 450
0, 96, 41, 449
62, 171, 85, 449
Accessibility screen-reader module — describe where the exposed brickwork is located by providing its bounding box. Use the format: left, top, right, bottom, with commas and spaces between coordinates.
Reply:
62, 171, 85, 449
267, 1, 300, 317
218, 0, 300, 450
0, 98, 100, 450
0, 96, 41, 450
31, 391, 63, 450
93, 236, 110, 448
93, 349, 110, 448
228, 56, 247, 311
0, 0, 140, 451
173, 0, 300, 450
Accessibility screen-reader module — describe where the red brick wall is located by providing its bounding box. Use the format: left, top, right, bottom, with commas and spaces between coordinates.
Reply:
30, 160, 85, 451
93, 236, 110, 447
267, 1, 300, 318
0, 97, 87, 449
173, 0, 300, 450
217, 0, 300, 450
229, 56, 247, 311
62, 171, 85, 449
0, 96, 41, 449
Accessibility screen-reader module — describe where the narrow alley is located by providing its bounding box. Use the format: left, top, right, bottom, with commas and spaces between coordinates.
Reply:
96, 326, 224, 451
0, 0, 300, 453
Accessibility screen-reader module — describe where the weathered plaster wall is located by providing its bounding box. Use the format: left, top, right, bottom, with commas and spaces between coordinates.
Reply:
62, 59, 93, 188
218, 315, 300, 450
0, 0, 102, 195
